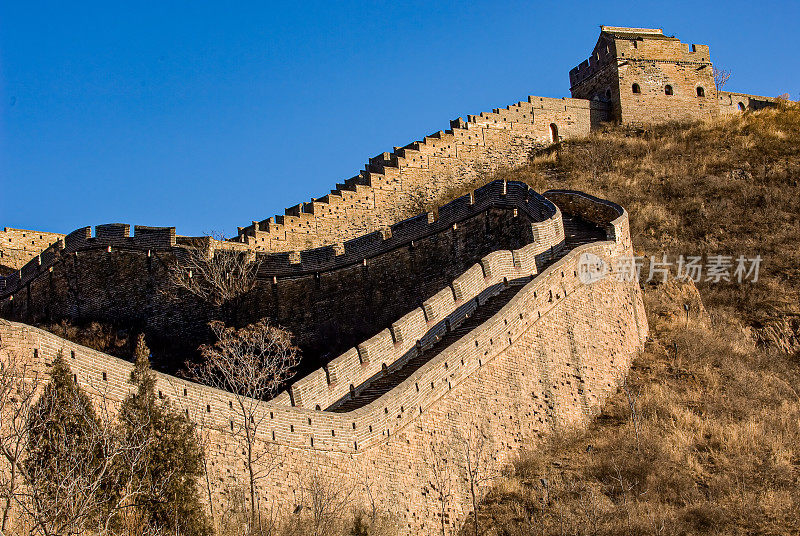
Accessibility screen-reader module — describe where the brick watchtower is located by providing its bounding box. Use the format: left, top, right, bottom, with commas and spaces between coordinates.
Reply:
569, 26, 718, 125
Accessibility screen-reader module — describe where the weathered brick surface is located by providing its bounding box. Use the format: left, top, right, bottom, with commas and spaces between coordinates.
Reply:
2, 28, 778, 275
0, 183, 565, 375
0, 243, 646, 534
0, 228, 65, 274
0, 190, 647, 535
234, 97, 607, 253
11, 25, 787, 533
570, 26, 778, 125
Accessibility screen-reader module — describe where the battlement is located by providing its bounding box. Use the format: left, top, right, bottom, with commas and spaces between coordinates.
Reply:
0, 224, 176, 296
234, 93, 608, 253
0, 228, 65, 274
0, 189, 634, 454
251, 180, 558, 276
286, 190, 624, 416
570, 26, 711, 89
0, 180, 569, 377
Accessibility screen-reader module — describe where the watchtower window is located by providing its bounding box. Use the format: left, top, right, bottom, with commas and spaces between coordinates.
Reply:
605, 89, 611, 100
696, 87, 705, 97
738, 102, 745, 111
632, 83, 641, 94
664, 85, 673, 95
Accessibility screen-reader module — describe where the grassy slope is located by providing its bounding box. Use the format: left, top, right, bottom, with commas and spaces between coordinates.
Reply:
453, 105, 800, 535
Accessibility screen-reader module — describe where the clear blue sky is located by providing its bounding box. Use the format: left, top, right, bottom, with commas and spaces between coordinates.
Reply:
2, 1, 797, 237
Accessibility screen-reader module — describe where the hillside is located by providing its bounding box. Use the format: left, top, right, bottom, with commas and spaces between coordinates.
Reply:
448, 104, 800, 534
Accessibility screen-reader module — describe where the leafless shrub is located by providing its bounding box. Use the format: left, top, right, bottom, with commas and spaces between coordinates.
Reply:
0, 342, 40, 534
713, 67, 731, 91
425, 437, 455, 536
289, 461, 356, 536
169, 233, 261, 307
192, 320, 299, 535
455, 424, 499, 536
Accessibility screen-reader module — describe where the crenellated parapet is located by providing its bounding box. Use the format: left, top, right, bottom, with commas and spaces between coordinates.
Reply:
0, 189, 635, 451
0, 181, 569, 375
234, 96, 609, 254
0, 188, 646, 535
0, 181, 557, 296
0, 228, 65, 274
252, 180, 561, 276
0, 224, 176, 295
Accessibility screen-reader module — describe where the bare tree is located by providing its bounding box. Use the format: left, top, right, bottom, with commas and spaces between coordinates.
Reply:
426, 438, 455, 536
0, 342, 41, 534
168, 233, 261, 308
713, 67, 731, 91
622, 375, 642, 454
192, 320, 299, 535
455, 425, 498, 536
292, 461, 356, 536
191, 410, 217, 521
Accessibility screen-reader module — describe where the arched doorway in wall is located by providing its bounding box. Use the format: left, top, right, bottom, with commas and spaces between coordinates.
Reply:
738, 102, 746, 111
549, 123, 559, 144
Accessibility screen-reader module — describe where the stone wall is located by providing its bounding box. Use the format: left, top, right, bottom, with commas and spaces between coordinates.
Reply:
0, 228, 65, 274
235, 97, 609, 253
0, 190, 648, 535
717, 90, 781, 115
0, 182, 566, 376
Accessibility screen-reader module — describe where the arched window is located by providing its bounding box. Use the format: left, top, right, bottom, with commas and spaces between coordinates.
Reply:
738, 102, 745, 111
549, 123, 559, 144
665, 85, 673, 95
632, 83, 641, 94
605, 88, 612, 100
696, 86, 705, 97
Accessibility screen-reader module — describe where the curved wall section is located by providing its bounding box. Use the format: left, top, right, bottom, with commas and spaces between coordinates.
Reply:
0, 182, 563, 374
0, 234, 647, 536
0, 189, 645, 535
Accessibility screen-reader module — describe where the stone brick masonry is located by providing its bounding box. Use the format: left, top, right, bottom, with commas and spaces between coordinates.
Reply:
0, 25, 778, 534
0, 228, 65, 274
0, 190, 647, 534
0, 27, 778, 269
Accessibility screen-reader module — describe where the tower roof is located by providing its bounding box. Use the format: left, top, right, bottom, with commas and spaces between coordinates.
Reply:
600, 26, 676, 41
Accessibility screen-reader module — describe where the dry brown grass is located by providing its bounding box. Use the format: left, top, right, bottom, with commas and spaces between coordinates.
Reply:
445, 104, 800, 350
450, 106, 800, 535
468, 280, 800, 536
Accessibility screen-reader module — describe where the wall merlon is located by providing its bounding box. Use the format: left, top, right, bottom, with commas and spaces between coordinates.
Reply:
289, 368, 329, 408
422, 287, 456, 324
133, 225, 177, 247
64, 227, 92, 251
95, 223, 131, 238
356, 329, 394, 367
480, 250, 518, 281
326, 348, 361, 392
390, 308, 428, 353
451, 263, 486, 302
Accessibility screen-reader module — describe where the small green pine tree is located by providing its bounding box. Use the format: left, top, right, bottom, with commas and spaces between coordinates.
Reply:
25, 350, 110, 534
116, 334, 212, 536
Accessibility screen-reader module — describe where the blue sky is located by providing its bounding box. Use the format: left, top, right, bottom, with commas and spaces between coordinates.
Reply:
2, 1, 797, 236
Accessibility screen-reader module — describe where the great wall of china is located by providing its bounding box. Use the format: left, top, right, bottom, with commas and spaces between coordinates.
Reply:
0, 187, 647, 533
0, 26, 779, 534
